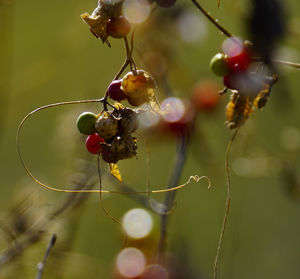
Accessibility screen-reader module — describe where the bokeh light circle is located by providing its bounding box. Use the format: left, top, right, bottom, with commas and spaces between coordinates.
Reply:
122, 208, 153, 239
161, 97, 185, 123
123, 0, 151, 24
116, 247, 146, 278
222, 37, 244, 57
138, 109, 160, 128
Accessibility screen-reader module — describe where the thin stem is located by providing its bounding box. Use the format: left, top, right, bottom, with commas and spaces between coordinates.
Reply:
191, 0, 232, 37
252, 57, 300, 69
157, 134, 188, 258
102, 59, 130, 111
97, 156, 127, 248
213, 128, 239, 279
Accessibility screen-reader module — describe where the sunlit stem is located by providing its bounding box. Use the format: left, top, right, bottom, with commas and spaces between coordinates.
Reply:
191, 0, 232, 37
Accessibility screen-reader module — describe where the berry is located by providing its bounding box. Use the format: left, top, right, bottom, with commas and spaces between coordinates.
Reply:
119, 108, 139, 133
121, 70, 156, 106
95, 112, 118, 139
210, 53, 229, 77
106, 16, 131, 39
227, 50, 251, 72
86, 133, 105, 154
155, 0, 176, 8
223, 74, 236, 90
102, 148, 119, 163
110, 136, 127, 154
108, 80, 127, 101
76, 112, 98, 135
127, 95, 148, 107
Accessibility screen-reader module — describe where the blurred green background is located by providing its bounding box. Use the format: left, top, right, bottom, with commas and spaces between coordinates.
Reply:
0, 0, 300, 278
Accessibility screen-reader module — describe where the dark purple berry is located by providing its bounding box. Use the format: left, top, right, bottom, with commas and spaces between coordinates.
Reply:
108, 80, 127, 101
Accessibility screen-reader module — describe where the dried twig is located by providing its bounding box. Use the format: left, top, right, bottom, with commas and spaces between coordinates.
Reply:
36, 234, 57, 279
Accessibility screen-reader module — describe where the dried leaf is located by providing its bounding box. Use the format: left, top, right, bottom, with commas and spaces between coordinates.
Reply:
109, 163, 122, 182
253, 74, 278, 109
225, 92, 253, 129
81, 0, 122, 43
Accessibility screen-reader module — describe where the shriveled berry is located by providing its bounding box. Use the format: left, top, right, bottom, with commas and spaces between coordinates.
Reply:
102, 148, 119, 163
106, 16, 131, 38
108, 80, 127, 101
127, 95, 148, 107
95, 112, 118, 139
86, 133, 105, 154
112, 136, 137, 160
119, 108, 139, 133
210, 53, 230, 77
76, 112, 97, 135
155, 0, 176, 8
110, 136, 127, 154
121, 70, 156, 106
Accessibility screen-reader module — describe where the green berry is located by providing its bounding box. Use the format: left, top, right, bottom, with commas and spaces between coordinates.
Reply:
76, 112, 98, 135
210, 53, 229, 77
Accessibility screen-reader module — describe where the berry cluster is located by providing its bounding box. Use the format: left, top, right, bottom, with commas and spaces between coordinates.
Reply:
76, 67, 160, 164
210, 38, 277, 129
210, 39, 252, 91
77, 105, 139, 164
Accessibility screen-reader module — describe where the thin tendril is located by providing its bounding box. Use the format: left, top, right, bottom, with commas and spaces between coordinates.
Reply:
17, 101, 210, 195
97, 155, 127, 248
213, 128, 239, 279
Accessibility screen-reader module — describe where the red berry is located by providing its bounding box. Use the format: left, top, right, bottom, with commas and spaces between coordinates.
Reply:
106, 17, 131, 39
226, 49, 251, 72
86, 133, 105, 154
108, 80, 127, 101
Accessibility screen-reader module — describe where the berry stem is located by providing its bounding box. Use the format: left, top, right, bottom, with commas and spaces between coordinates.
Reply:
191, 0, 232, 37
102, 59, 130, 111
